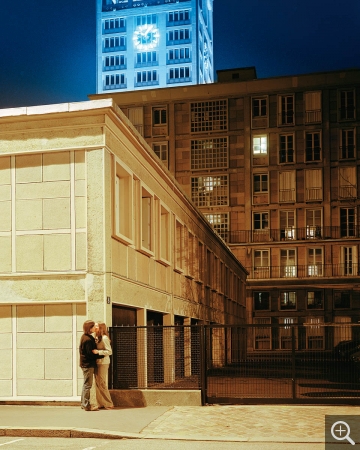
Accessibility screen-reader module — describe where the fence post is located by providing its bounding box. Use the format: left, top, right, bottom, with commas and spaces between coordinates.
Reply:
200, 325, 207, 405
292, 326, 296, 400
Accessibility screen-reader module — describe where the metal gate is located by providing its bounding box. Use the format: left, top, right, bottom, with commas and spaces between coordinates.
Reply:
109, 324, 360, 404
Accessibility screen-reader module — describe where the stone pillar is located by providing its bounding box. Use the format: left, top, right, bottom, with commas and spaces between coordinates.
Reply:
163, 313, 175, 385
137, 308, 147, 388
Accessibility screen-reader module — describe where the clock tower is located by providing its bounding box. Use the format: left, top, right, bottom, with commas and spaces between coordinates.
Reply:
96, 0, 214, 93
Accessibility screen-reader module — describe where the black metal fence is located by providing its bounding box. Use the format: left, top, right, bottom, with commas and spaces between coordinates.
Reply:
109, 324, 360, 404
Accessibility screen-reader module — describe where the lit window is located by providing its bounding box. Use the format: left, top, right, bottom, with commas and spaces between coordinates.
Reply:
203, 213, 229, 241
253, 136, 267, 155
191, 176, 228, 207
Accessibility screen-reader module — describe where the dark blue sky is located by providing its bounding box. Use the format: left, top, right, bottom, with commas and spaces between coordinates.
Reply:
1, 0, 359, 108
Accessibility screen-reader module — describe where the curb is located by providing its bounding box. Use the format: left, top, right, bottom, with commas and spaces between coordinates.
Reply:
0, 427, 324, 443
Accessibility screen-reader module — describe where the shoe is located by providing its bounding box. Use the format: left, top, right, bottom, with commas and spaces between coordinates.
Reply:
104, 406, 114, 410
84, 406, 99, 411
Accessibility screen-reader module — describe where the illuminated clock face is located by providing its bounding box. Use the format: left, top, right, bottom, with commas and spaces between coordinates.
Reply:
133, 24, 160, 50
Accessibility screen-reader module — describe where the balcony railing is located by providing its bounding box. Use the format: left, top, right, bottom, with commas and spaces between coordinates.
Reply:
247, 264, 360, 280
225, 226, 360, 244
305, 109, 322, 123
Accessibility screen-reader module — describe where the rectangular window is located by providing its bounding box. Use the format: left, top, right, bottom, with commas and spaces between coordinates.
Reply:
104, 36, 126, 50
280, 291, 297, 310
306, 209, 322, 239
253, 317, 271, 350
168, 47, 190, 61
105, 55, 125, 68
305, 317, 324, 349
114, 161, 133, 243
279, 134, 294, 163
252, 97, 267, 118
334, 290, 351, 309
136, 51, 157, 65
279, 318, 297, 350
191, 138, 228, 170
253, 249, 270, 279
253, 173, 268, 193
191, 175, 228, 207
307, 291, 324, 309
340, 129, 355, 159
136, 14, 157, 26
304, 91, 322, 123
168, 28, 190, 41
136, 70, 158, 84
159, 203, 170, 263
280, 249, 296, 277
254, 292, 270, 311
307, 247, 323, 276
280, 210, 295, 240
339, 90, 355, 120
168, 10, 190, 23
190, 100, 227, 133
253, 212, 269, 230
128, 107, 144, 135
153, 107, 167, 126
253, 136, 267, 155
278, 95, 294, 125
140, 186, 153, 253
203, 213, 229, 241
152, 142, 169, 168
279, 171, 296, 202
168, 66, 191, 82
104, 73, 125, 88
305, 131, 321, 161
305, 169, 323, 201
341, 246, 357, 276
339, 166, 357, 198
175, 219, 184, 271
104, 18, 126, 31
340, 208, 355, 238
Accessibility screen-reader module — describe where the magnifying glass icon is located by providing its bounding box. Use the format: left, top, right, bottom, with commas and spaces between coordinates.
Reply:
331, 421, 355, 445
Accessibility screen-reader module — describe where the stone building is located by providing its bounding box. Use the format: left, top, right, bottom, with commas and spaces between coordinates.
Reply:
0, 99, 246, 401
90, 67, 360, 351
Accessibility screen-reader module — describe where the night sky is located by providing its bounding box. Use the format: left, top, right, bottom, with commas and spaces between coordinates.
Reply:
1, 0, 359, 108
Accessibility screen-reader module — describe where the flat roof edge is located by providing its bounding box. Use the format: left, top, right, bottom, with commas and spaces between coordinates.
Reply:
0, 99, 114, 118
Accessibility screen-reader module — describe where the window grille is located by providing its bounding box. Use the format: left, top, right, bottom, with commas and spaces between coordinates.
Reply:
203, 213, 229, 241
191, 138, 228, 170
191, 175, 228, 207
190, 100, 227, 133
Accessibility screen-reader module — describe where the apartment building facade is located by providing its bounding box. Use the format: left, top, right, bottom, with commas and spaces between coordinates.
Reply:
91, 67, 360, 351
96, 0, 214, 93
0, 99, 246, 400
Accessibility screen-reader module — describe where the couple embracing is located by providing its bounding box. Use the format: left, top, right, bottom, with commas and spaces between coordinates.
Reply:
79, 320, 115, 411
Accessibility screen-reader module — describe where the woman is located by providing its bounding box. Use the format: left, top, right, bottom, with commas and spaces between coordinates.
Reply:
93, 322, 114, 409
79, 320, 103, 411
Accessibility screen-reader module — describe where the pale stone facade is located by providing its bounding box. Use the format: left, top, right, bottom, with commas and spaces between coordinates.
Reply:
0, 100, 246, 400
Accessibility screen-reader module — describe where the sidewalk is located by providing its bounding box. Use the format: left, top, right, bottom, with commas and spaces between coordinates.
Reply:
0, 404, 360, 442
